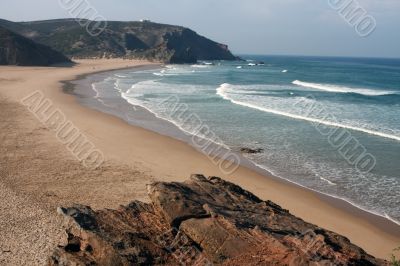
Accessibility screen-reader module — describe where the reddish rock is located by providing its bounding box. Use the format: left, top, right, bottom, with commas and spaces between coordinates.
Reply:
49, 175, 388, 265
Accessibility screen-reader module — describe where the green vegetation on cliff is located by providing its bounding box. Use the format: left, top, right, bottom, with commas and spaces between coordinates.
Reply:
0, 25, 71, 66
0, 19, 237, 63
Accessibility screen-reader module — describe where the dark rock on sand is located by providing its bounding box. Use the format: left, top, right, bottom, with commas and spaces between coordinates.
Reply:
240, 147, 264, 154
49, 174, 387, 265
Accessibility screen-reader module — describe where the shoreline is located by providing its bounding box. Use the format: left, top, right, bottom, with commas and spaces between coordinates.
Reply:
0, 59, 399, 260
67, 63, 400, 233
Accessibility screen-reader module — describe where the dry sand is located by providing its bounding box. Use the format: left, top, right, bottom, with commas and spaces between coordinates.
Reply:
0, 59, 399, 264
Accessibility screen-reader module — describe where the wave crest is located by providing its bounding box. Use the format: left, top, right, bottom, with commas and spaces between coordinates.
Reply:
292, 80, 397, 96
216, 83, 400, 142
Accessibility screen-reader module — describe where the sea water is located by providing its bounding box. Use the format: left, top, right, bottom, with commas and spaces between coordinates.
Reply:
90, 55, 400, 224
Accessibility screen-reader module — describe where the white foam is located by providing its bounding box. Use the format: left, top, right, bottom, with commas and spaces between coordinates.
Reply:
91, 83, 113, 108
217, 83, 400, 142
91, 83, 100, 98
292, 80, 396, 96
384, 213, 400, 226
125, 98, 230, 150
282, 70, 288, 73
153, 72, 179, 76
319, 176, 336, 186
251, 160, 400, 226
200, 61, 214, 65
119, 80, 230, 149
191, 64, 210, 68
113, 79, 121, 92
95, 76, 400, 226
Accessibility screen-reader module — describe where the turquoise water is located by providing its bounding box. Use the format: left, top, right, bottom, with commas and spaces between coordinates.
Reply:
92, 56, 400, 224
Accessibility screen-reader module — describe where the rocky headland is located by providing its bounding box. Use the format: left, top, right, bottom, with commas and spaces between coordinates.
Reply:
0, 19, 237, 64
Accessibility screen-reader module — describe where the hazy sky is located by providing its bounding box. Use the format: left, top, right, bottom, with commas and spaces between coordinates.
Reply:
0, 0, 399, 58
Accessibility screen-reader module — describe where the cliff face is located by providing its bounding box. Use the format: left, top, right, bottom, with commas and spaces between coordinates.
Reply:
50, 175, 387, 265
0, 26, 71, 66
164, 28, 236, 63
0, 19, 237, 63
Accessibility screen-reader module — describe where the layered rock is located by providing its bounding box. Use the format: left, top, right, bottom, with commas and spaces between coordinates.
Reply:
50, 175, 387, 265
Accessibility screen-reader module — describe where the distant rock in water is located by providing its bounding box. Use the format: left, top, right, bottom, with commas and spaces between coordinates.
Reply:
49, 175, 387, 265
0, 19, 237, 64
0, 26, 70, 66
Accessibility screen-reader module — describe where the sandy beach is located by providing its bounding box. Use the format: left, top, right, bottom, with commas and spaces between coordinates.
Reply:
0, 59, 399, 264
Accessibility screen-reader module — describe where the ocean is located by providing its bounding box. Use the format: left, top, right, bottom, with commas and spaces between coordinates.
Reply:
79, 55, 400, 224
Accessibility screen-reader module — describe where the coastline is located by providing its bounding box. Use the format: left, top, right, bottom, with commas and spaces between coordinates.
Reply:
0, 59, 399, 261
68, 63, 400, 232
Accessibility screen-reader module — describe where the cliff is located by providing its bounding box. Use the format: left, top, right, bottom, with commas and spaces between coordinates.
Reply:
0, 19, 237, 63
49, 175, 387, 265
0, 26, 71, 66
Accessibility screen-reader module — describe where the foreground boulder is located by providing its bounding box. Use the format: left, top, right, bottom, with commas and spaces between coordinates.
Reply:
49, 175, 387, 265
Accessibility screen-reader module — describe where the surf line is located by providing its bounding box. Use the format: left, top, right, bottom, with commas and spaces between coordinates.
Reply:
216, 83, 400, 143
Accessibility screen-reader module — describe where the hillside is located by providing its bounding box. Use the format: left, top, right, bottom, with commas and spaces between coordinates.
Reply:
0, 19, 237, 63
0, 26, 71, 66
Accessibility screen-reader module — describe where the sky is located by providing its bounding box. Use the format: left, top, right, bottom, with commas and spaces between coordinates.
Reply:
0, 0, 399, 58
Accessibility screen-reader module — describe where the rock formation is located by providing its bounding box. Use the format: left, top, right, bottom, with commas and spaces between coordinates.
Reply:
0, 19, 237, 63
240, 147, 264, 154
49, 175, 387, 265
0, 26, 70, 66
